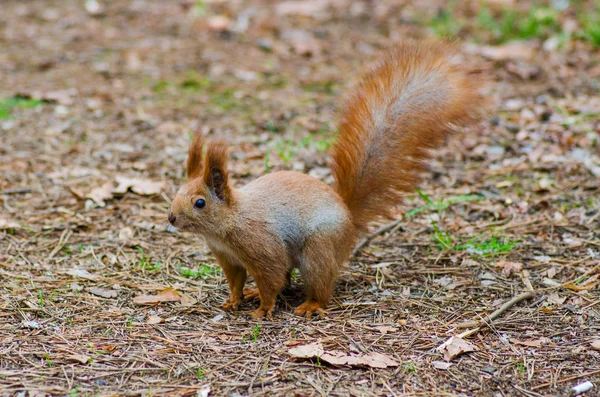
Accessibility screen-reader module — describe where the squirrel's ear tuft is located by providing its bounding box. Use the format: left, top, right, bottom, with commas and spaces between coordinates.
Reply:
202, 140, 231, 203
186, 133, 205, 179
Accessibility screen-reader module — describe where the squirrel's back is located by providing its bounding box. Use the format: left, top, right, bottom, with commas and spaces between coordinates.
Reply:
330, 40, 486, 234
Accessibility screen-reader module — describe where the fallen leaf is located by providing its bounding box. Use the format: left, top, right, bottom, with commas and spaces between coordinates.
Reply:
114, 176, 165, 196
86, 181, 113, 206
475, 42, 534, 61
22, 320, 41, 329
146, 315, 162, 324
67, 268, 96, 280
118, 227, 134, 240
88, 287, 118, 299
432, 361, 452, 370
436, 336, 479, 361
288, 342, 324, 359
0, 218, 20, 229
288, 343, 398, 368
197, 385, 211, 397
133, 287, 183, 305
66, 354, 90, 364
375, 326, 398, 335
547, 293, 566, 306
510, 338, 544, 348
494, 261, 523, 276
590, 340, 600, 351
280, 29, 321, 56
276, 0, 329, 17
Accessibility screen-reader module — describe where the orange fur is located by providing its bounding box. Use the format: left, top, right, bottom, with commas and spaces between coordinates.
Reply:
169, 40, 487, 318
330, 40, 486, 234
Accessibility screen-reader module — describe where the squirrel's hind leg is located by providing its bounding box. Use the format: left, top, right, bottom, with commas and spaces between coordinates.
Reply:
295, 236, 345, 318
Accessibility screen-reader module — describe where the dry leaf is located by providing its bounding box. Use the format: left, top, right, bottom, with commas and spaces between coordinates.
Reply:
494, 261, 523, 276
0, 218, 20, 229
66, 268, 96, 280
590, 340, 600, 351
289, 342, 324, 359
146, 315, 162, 325
476, 42, 533, 61
276, 0, 329, 17
547, 293, 566, 305
510, 338, 544, 348
118, 227, 134, 240
320, 351, 398, 368
432, 361, 452, 370
88, 287, 118, 299
66, 354, 90, 364
87, 181, 113, 206
436, 336, 479, 362
133, 287, 182, 305
114, 176, 165, 196
375, 326, 398, 335
288, 343, 398, 368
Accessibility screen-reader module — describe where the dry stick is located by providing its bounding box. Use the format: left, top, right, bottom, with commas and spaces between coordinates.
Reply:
48, 229, 72, 260
352, 219, 402, 256
455, 291, 536, 329
531, 368, 600, 391
456, 262, 600, 330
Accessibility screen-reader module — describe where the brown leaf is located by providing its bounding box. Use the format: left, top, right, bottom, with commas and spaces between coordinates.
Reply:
476, 42, 534, 61
133, 287, 182, 305
375, 326, 398, 335
146, 315, 163, 324
87, 181, 114, 206
436, 336, 479, 362
288, 343, 398, 368
88, 287, 118, 299
494, 261, 523, 276
432, 361, 452, 370
66, 354, 90, 365
288, 342, 324, 359
547, 293, 566, 306
590, 340, 600, 351
113, 176, 165, 196
510, 338, 545, 348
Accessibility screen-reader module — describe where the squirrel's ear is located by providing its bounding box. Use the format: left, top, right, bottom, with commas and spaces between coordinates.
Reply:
202, 140, 231, 203
186, 133, 205, 179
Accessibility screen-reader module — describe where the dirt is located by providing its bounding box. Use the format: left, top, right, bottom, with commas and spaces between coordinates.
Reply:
1, 1, 599, 396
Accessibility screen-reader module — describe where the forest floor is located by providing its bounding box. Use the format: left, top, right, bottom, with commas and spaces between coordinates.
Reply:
1, 1, 599, 396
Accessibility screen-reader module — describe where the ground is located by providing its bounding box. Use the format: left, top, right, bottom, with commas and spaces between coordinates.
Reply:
1, 1, 600, 396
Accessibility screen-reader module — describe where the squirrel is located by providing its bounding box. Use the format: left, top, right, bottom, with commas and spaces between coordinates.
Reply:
168, 40, 486, 319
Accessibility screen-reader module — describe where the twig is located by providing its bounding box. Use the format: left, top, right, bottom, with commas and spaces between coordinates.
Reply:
531, 368, 600, 391
1, 188, 32, 195
48, 229, 72, 260
455, 291, 535, 329
352, 219, 402, 256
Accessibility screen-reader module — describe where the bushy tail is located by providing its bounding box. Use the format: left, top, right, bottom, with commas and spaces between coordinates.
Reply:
330, 40, 486, 234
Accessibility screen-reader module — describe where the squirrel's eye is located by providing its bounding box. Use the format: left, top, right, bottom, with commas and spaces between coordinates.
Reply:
194, 199, 206, 209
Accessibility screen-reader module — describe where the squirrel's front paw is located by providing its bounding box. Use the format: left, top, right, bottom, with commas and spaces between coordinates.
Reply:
250, 306, 273, 320
222, 296, 241, 311
295, 300, 326, 319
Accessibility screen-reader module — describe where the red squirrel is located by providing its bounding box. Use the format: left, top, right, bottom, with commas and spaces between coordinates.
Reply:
168, 40, 486, 319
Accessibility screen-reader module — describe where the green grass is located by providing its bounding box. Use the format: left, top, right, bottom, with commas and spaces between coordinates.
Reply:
432, 223, 517, 257
476, 5, 560, 43
406, 189, 484, 218
176, 264, 220, 279
135, 247, 162, 272
429, 1, 463, 38
0, 96, 44, 119
402, 361, 416, 373
427, 2, 600, 47
579, 6, 600, 47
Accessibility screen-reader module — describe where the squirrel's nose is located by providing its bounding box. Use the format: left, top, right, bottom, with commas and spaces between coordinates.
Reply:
168, 211, 176, 225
